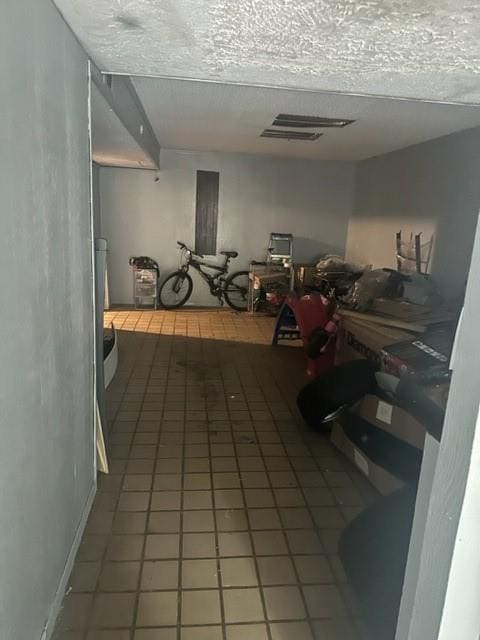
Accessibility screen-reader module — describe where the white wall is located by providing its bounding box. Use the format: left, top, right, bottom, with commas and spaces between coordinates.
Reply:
346, 127, 480, 296
0, 2, 94, 639
99, 149, 355, 305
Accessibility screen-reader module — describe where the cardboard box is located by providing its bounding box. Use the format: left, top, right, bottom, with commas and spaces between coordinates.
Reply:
335, 317, 414, 366
353, 394, 426, 450
331, 421, 403, 496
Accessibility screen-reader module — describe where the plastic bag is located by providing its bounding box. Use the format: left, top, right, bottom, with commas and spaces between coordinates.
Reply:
342, 269, 393, 311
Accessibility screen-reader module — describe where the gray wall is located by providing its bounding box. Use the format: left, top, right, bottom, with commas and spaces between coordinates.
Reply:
0, 2, 94, 639
346, 127, 480, 296
99, 149, 356, 305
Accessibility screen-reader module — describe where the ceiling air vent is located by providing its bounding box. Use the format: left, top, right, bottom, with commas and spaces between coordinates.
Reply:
260, 129, 322, 141
272, 114, 355, 128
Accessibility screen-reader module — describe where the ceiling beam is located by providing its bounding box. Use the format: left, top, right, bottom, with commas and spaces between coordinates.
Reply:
91, 63, 160, 169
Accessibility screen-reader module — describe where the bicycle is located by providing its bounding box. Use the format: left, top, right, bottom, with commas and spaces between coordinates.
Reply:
158, 241, 249, 311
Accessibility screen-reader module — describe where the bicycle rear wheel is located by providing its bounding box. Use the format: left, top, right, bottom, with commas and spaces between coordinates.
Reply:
159, 271, 193, 309
223, 270, 249, 311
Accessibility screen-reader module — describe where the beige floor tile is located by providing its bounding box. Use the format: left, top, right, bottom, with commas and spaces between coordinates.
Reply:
298, 471, 327, 488
286, 530, 323, 555
87, 631, 131, 640
86, 511, 115, 535
216, 509, 248, 532
182, 510, 215, 532
156, 459, 183, 473
91, 593, 136, 628
56, 594, 93, 630
223, 587, 264, 623
263, 586, 306, 621
141, 560, 179, 590
278, 507, 314, 530
144, 534, 180, 559
294, 555, 334, 584
184, 444, 209, 458
98, 561, 141, 591
214, 489, 244, 509
54, 631, 84, 639
134, 629, 177, 640
181, 627, 223, 640
270, 621, 314, 640
184, 473, 212, 490
182, 559, 218, 588
181, 590, 221, 625
123, 475, 153, 491
220, 557, 258, 586
182, 532, 216, 558
237, 457, 265, 471
244, 489, 275, 508
257, 556, 297, 585
264, 457, 291, 471
151, 491, 181, 511
240, 471, 269, 488
69, 562, 101, 592
213, 472, 241, 488
184, 458, 211, 472
274, 488, 306, 508
268, 471, 298, 488
148, 512, 181, 533
153, 474, 182, 490
218, 531, 253, 557
106, 535, 144, 561
183, 490, 213, 510
137, 591, 178, 626
248, 508, 281, 530
226, 624, 268, 640
252, 530, 288, 556
127, 460, 155, 474
117, 492, 150, 512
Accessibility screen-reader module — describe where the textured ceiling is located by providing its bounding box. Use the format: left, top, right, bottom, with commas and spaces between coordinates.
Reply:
91, 83, 156, 168
132, 77, 480, 160
54, 0, 480, 103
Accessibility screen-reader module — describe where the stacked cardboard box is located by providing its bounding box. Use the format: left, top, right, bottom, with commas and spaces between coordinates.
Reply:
331, 420, 404, 496
332, 315, 425, 494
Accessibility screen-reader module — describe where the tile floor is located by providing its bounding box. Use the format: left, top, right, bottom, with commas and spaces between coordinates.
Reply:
53, 308, 375, 640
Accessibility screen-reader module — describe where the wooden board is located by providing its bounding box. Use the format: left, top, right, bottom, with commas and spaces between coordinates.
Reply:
195, 170, 219, 256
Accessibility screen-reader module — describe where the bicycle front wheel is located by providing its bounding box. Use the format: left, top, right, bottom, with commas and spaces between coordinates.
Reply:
223, 270, 249, 311
159, 271, 193, 309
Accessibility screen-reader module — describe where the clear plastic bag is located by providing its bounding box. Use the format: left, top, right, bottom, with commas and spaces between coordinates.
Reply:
342, 269, 392, 311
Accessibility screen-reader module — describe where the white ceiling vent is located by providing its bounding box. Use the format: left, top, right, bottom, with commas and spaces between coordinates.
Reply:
260, 129, 322, 141
272, 114, 355, 128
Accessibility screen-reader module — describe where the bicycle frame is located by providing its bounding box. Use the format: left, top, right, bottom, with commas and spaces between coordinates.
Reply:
180, 250, 230, 299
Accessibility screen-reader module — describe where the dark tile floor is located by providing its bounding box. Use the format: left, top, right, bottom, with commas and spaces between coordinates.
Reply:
53, 309, 375, 640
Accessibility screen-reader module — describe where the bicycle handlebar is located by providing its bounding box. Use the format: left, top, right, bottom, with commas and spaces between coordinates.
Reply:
177, 241, 204, 259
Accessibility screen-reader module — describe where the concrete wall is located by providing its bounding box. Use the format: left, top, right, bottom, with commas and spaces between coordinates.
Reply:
346, 127, 480, 296
99, 149, 356, 305
0, 2, 94, 639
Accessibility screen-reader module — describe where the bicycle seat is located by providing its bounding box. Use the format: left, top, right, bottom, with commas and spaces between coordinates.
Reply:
221, 251, 238, 258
